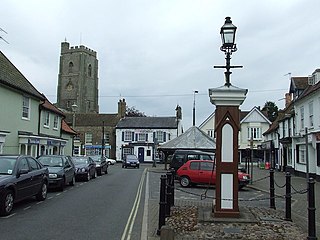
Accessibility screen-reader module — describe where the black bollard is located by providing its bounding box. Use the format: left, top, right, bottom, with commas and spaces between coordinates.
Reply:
170, 169, 175, 206
157, 175, 167, 235
307, 178, 317, 240
285, 172, 292, 221
270, 169, 276, 209
165, 171, 172, 217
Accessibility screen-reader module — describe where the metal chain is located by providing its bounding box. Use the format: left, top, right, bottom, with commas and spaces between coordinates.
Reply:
251, 175, 269, 183
274, 180, 286, 189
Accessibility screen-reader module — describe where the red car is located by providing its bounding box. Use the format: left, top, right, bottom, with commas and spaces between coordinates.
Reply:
176, 160, 250, 190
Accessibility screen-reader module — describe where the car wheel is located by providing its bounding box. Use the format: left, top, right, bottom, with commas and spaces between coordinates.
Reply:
0, 189, 14, 216
107, 161, 111, 165
69, 175, 75, 186
180, 176, 191, 187
86, 172, 91, 181
36, 182, 48, 201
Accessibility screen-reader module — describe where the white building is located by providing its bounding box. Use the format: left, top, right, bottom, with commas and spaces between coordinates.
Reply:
199, 106, 271, 162
115, 107, 183, 162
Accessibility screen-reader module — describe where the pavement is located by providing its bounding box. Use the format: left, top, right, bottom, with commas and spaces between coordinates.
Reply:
144, 165, 320, 240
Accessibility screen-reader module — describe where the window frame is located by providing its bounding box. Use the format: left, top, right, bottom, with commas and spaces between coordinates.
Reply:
22, 96, 30, 119
247, 127, 262, 140
44, 111, 50, 127
53, 115, 59, 129
85, 133, 93, 144
155, 131, 164, 142
124, 131, 133, 141
300, 106, 304, 129
308, 101, 314, 128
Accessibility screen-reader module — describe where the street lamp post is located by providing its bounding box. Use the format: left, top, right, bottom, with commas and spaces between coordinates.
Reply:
71, 103, 78, 156
214, 16, 243, 86
192, 90, 198, 126
71, 103, 78, 129
209, 17, 247, 218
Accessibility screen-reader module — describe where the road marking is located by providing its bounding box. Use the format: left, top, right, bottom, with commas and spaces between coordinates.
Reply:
121, 168, 147, 240
141, 170, 149, 240
24, 206, 31, 211
1, 213, 16, 219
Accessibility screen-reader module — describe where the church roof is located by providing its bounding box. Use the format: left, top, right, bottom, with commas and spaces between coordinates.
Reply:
116, 117, 177, 129
64, 113, 120, 127
159, 126, 216, 150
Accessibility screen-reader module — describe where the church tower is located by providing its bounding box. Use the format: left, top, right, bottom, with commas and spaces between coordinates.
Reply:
57, 41, 99, 113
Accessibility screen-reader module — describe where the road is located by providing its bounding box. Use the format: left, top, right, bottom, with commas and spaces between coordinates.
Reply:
1, 164, 316, 239
0, 164, 146, 240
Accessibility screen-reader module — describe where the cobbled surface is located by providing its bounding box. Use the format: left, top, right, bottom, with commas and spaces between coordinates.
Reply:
166, 206, 307, 240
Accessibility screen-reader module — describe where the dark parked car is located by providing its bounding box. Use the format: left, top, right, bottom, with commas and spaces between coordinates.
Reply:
37, 155, 75, 191
0, 155, 49, 216
122, 155, 140, 168
88, 155, 108, 176
176, 160, 250, 190
169, 150, 214, 173
71, 156, 97, 181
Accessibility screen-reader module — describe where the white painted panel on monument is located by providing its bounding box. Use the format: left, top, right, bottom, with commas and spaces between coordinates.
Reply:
222, 123, 233, 162
221, 174, 233, 209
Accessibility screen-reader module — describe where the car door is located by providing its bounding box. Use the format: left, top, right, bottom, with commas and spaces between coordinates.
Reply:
187, 161, 200, 183
15, 157, 33, 201
63, 156, 74, 182
198, 161, 215, 184
27, 157, 44, 195
88, 157, 95, 175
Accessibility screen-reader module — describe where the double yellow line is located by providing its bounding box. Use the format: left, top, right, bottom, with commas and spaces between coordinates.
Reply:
121, 168, 147, 240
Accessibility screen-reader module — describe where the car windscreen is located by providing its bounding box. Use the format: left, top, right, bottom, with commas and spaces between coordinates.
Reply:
0, 157, 16, 175
126, 155, 137, 161
38, 156, 63, 167
72, 158, 89, 164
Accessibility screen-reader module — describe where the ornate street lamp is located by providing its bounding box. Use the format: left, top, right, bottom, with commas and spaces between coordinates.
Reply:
209, 17, 247, 218
220, 16, 237, 51
71, 103, 78, 129
215, 17, 242, 87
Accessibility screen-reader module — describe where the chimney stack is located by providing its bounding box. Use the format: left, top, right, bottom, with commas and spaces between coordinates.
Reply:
285, 93, 292, 108
118, 99, 126, 118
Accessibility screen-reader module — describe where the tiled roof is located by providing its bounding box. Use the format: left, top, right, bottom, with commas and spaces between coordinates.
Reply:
61, 119, 76, 135
297, 80, 320, 101
41, 98, 65, 116
116, 117, 177, 129
0, 51, 44, 100
290, 77, 308, 92
159, 126, 216, 150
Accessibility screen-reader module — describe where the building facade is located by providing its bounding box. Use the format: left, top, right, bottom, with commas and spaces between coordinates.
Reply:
263, 72, 320, 181
115, 106, 183, 162
0, 51, 75, 157
56, 41, 99, 113
199, 107, 271, 162
64, 99, 127, 159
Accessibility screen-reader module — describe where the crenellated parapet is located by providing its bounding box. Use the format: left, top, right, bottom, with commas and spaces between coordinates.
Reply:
61, 41, 97, 57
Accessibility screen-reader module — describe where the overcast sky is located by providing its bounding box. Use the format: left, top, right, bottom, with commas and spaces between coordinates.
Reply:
1, 0, 320, 130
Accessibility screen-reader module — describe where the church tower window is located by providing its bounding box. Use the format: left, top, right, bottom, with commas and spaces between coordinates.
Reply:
69, 62, 74, 73
88, 64, 92, 77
